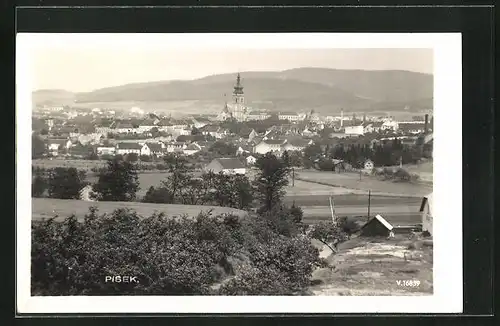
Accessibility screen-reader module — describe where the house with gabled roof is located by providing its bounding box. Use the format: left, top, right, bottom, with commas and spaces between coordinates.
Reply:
144, 142, 163, 156
164, 142, 187, 153
184, 142, 202, 156
238, 128, 258, 142
253, 139, 287, 155
283, 138, 314, 152
205, 158, 246, 175
137, 119, 158, 133
420, 192, 433, 236
397, 122, 426, 135
113, 121, 138, 134
360, 214, 394, 237
116, 142, 142, 155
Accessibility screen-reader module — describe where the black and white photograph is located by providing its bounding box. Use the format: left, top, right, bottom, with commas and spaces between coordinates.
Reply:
16, 33, 462, 314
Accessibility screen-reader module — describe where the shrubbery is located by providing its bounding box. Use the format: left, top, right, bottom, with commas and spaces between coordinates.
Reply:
31, 208, 324, 296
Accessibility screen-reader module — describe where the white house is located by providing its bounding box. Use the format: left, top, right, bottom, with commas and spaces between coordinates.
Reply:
165, 142, 187, 153
113, 122, 138, 134
137, 120, 157, 133
344, 125, 365, 136
183, 142, 202, 156
116, 142, 142, 155
253, 139, 286, 155
47, 139, 72, 156
381, 120, 399, 132
278, 112, 302, 122
144, 143, 163, 156
96, 146, 116, 156
419, 193, 433, 235
282, 139, 313, 152
205, 158, 246, 175
246, 111, 271, 121
246, 155, 257, 165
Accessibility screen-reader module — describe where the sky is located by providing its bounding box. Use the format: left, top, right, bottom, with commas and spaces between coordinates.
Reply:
27, 35, 433, 92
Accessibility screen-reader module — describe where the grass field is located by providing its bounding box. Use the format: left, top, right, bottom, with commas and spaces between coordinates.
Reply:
33, 159, 109, 171
295, 170, 432, 197
309, 235, 433, 295
32, 198, 248, 222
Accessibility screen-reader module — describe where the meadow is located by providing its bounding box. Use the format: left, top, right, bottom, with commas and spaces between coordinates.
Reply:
294, 170, 432, 198
32, 198, 248, 222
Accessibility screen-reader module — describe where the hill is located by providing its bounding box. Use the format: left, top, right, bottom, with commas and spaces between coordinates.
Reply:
32, 89, 76, 106
34, 68, 433, 114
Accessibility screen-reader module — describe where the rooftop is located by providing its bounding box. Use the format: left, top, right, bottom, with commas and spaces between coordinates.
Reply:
214, 158, 245, 169
116, 142, 142, 150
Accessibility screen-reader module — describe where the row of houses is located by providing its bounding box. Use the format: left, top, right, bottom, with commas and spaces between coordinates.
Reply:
98, 142, 204, 157
253, 138, 314, 155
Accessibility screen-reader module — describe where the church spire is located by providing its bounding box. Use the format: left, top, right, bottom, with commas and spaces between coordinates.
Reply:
233, 73, 244, 96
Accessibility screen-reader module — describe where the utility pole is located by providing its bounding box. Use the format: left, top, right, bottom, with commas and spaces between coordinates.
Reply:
292, 167, 295, 187
329, 196, 336, 224
367, 190, 371, 220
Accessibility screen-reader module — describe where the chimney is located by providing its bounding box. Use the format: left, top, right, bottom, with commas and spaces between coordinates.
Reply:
424, 114, 429, 134
363, 113, 366, 123
340, 109, 344, 128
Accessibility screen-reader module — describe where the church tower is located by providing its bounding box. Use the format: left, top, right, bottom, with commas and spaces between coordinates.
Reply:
232, 73, 246, 121
233, 73, 244, 105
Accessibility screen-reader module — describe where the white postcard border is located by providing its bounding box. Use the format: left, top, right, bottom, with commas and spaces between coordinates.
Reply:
16, 33, 462, 314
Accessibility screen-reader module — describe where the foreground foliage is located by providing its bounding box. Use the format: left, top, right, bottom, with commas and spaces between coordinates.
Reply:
32, 208, 324, 296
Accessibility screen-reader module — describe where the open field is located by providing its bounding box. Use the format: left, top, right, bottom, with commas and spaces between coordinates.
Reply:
383, 160, 433, 184
295, 170, 432, 197
85, 171, 424, 202
301, 206, 421, 226
309, 235, 433, 295
32, 198, 248, 222
33, 159, 109, 171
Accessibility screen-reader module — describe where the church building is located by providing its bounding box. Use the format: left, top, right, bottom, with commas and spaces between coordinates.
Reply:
217, 73, 249, 122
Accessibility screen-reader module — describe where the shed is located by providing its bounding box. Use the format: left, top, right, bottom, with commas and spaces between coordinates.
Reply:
360, 214, 394, 237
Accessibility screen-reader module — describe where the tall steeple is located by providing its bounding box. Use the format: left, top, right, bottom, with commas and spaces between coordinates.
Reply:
233, 73, 244, 104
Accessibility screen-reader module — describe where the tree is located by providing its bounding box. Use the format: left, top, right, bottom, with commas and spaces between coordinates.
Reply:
254, 153, 290, 211
304, 143, 323, 160
162, 154, 192, 203
209, 141, 238, 157
32, 169, 47, 197
142, 186, 172, 203
140, 155, 151, 162
281, 150, 291, 167
32, 134, 46, 159
47, 167, 86, 199
91, 159, 140, 201
309, 222, 349, 254
150, 127, 160, 138
125, 153, 139, 162
191, 127, 201, 135
86, 152, 99, 160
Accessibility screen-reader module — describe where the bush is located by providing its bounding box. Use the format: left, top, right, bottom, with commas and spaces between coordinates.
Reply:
31, 208, 323, 296
336, 216, 361, 235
